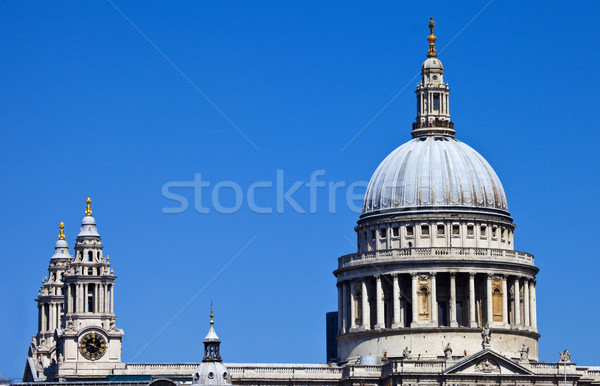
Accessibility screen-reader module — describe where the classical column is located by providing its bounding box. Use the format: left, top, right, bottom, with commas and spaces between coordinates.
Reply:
502, 275, 508, 325
530, 281, 537, 329
49, 303, 55, 331
361, 278, 370, 330
350, 281, 357, 330
375, 275, 385, 329
337, 282, 343, 333
486, 274, 493, 325
411, 273, 418, 326
469, 273, 477, 327
523, 279, 530, 327
110, 284, 114, 313
514, 277, 521, 326
449, 273, 458, 327
341, 281, 348, 333
430, 273, 438, 326
392, 274, 401, 328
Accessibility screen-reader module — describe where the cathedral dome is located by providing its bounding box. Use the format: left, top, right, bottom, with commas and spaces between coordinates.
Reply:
361, 135, 509, 218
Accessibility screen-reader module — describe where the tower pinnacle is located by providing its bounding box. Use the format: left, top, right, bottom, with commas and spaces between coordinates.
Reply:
427, 17, 437, 57
85, 197, 92, 216
58, 222, 65, 240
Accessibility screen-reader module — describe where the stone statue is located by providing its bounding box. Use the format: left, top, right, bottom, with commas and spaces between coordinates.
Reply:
66, 317, 75, 332
560, 349, 571, 363
58, 353, 64, 366
520, 344, 529, 361
403, 346, 412, 360
444, 343, 453, 359
481, 324, 491, 348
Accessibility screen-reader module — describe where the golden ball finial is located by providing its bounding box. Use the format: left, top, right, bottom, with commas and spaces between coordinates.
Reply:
58, 222, 65, 240
427, 17, 437, 58
85, 197, 92, 216
210, 301, 214, 321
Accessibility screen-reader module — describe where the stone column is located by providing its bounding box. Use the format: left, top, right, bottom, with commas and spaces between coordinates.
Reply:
110, 284, 114, 313
411, 273, 418, 326
469, 273, 477, 327
392, 274, 401, 328
337, 282, 343, 333
450, 273, 458, 327
350, 281, 357, 330
523, 279, 530, 327
514, 277, 521, 326
430, 273, 438, 326
361, 278, 370, 330
502, 275, 508, 325
486, 274, 493, 325
341, 281, 348, 334
78, 284, 83, 313
49, 303, 55, 331
375, 275, 385, 329
530, 281, 537, 329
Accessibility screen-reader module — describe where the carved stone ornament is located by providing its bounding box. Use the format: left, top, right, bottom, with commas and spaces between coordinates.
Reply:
402, 346, 412, 359
475, 358, 500, 373
520, 344, 529, 361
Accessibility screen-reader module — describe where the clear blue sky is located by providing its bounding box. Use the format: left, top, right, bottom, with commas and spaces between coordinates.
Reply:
1, 0, 599, 379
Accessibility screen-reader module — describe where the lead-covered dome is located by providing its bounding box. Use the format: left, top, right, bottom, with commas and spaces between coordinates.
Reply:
362, 135, 509, 218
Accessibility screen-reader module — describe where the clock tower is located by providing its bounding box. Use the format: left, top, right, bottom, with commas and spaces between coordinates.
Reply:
56, 198, 125, 380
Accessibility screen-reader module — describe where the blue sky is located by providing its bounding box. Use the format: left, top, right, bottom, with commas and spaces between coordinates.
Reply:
1, 0, 599, 378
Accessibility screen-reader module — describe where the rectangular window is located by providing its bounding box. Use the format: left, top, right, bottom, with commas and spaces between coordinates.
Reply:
392, 227, 399, 237
406, 226, 414, 236
481, 225, 487, 236
421, 225, 429, 235
501, 228, 506, 238
433, 94, 440, 110
380, 229, 387, 238
467, 225, 474, 235
452, 225, 460, 235
492, 227, 497, 237
437, 224, 445, 235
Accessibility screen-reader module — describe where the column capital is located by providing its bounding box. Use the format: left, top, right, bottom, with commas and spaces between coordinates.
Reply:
449, 272, 456, 278
430, 272, 437, 278
391, 273, 398, 278
469, 272, 476, 278
374, 274, 381, 280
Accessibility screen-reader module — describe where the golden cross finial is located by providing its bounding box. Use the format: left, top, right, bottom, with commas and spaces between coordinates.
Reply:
427, 17, 437, 58
210, 301, 214, 321
85, 197, 92, 216
58, 222, 65, 240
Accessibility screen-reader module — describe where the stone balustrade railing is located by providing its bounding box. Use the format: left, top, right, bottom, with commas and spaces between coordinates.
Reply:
338, 247, 534, 269
121, 363, 342, 379
227, 364, 342, 379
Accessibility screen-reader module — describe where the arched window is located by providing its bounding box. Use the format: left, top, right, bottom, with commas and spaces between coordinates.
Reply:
88, 251, 93, 262
418, 286, 430, 321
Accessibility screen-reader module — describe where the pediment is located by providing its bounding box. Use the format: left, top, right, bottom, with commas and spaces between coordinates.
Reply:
444, 349, 533, 376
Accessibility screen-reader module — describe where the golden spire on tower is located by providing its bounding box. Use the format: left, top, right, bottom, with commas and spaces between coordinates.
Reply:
85, 197, 92, 216
210, 301, 214, 321
427, 17, 437, 58
58, 222, 65, 240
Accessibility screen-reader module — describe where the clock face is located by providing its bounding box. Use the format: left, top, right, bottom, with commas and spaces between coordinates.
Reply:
79, 332, 107, 361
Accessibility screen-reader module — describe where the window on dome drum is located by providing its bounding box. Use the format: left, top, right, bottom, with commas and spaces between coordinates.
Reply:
380, 229, 387, 238
392, 227, 399, 237
481, 225, 487, 236
501, 228, 506, 239
467, 225, 474, 235
437, 224, 445, 235
421, 225, 429, 235
452, 225, 460, 235
492, 227, 497, 237
406, 226, 414, 236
